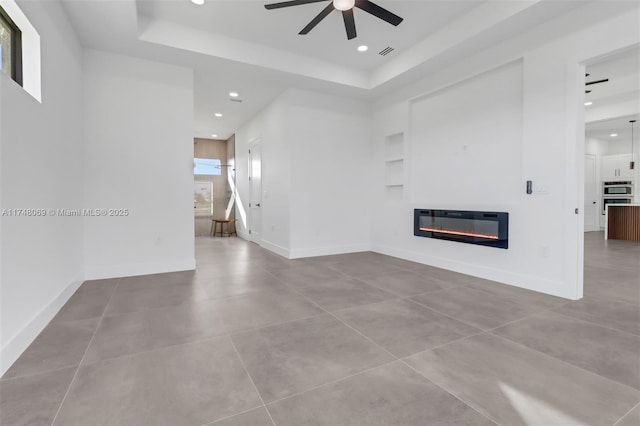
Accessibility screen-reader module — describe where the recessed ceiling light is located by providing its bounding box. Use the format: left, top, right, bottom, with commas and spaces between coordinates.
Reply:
584, 101, 593, 106
215, 113, 223, 117
191, 0, 205, 5
357, 45, 368, 52
610, 133, 618, 137
229, 92, 239, 98
211, 134, 218, 138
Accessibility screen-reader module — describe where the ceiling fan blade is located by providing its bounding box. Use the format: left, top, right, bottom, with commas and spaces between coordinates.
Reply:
265, 0, 327, 10
300, 2, 335, 35
343, 9, 357, 40
585, 78, 609, 86
355, 0, 403, 26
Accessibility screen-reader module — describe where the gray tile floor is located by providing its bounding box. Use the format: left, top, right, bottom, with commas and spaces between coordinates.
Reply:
1, 232, 639, 425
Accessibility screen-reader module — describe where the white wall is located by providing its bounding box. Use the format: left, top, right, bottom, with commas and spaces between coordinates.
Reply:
287, 89, 372, 258
605, 139, 638, 156
410, 62, 523, 206
0, 0, 84, 375
371, 2, 639, 300
585, 137, 607, 157
83, 50, 195, 279
234, 89, 372, 258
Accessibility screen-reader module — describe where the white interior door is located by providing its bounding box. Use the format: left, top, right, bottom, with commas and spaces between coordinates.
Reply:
248, 140, 262, 244
584, 154, 598, 232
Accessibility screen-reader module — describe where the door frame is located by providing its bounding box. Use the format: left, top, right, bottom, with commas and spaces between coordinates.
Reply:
248, 138, 262, 245
584, 153, 599, 232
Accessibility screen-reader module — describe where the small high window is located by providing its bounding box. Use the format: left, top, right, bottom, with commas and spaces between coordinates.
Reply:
194, 158, 222, 176
0, 5, 22, 85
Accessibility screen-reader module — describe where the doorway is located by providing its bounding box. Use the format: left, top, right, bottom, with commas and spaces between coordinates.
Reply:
584, 48, 639, 235
193, 137, 236, 236
582, 47, 640, 302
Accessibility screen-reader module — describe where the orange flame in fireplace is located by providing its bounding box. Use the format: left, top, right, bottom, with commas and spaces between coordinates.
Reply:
419, 227, 499, 240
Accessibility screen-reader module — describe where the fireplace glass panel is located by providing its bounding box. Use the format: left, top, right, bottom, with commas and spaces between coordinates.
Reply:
414, 209, 509, 249
419, 216, 499, 240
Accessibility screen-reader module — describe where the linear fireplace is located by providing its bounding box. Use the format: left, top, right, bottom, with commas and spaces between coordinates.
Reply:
414, 209, 509, 249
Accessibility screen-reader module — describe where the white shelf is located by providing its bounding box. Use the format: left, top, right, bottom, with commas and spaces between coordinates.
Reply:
384, 133, 405, 188
385, 133, 404, 159
385, 159, 403, 186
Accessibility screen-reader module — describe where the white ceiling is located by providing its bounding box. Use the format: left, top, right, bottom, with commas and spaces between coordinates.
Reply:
60, 0, 630, 140
586, 114, 639, 142
136, 0, 482, 72
585, 49, 640, 106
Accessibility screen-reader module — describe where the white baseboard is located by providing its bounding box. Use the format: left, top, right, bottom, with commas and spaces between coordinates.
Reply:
289, 243, 372, 260
84, 258, 196, 280
0, 274, 84, 377
260, 240, 290, 258
372, 243, 575, 300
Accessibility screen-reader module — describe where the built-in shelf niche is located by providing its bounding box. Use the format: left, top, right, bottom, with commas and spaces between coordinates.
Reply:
384, 132, 405, 188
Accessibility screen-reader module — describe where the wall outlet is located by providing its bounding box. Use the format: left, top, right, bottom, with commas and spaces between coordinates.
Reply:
154, 236, 161, 246
539, 245, 550, 258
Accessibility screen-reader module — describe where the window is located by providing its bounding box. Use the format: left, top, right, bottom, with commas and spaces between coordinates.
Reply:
0, 5, 22, 85
194, 158, 221, 176
194, 181, 213, 216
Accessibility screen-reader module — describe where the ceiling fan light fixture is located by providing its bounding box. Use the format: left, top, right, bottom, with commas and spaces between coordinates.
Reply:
191, 0, 205, 5
333, 0, 355, 11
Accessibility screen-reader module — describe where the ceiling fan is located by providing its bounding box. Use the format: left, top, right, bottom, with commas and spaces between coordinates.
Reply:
585, 73, 609, 94
264, 0, 403, 40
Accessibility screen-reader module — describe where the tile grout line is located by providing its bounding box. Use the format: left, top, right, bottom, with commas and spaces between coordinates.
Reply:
262, 264, 412, 314
613, 401, 639, 426
403, 296, 640, 392
574, 290, 640, 308
206, 291, 277, 426
346, 272, 467, 300
550, 310, 640, 339
282, 283, 501, 426
402, 294, 510, 332
488, 330, 640, 394
404, 291, 576, 333
49, 277, 122, 426
263, 358, 400, 407
201, 405, 266, 426
391, 305, 570, 366
77, 310, 330, 369
227, 311, 328, 338
397, 360, 501, 426
0, 362, 83, 383
226, 335, 277, 426
327, 294, 414, 315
